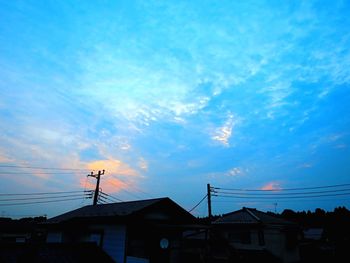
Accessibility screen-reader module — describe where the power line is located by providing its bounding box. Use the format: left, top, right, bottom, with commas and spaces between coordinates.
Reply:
102, 175, 153, 199
212, 197, 350, 203
104, 178, 142, 200
0, 190, 90, 196
188, 194, 208, 213
214, 192, 350, 199
123, 182, 154, 199
0, 197, 88, 207
97, 199, 109, 205
0, 193, 92, 202
0, 164, 91, 171
98, 195, 115, 203
100, 191, 123, 202
0, 172, 86, 175
213, 183, 350, 192
213, 188, 350, 196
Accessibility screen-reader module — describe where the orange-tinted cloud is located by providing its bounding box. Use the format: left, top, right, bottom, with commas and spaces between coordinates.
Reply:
86, 159, 138, 177
81, 174, 132, 193
0, 151, 14, 163
81, 159, 141, 194
261, 182, 281, 191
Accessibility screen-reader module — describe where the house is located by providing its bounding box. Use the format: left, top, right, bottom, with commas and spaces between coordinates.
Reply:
43, 197, 197, 263
213, 207, 300, 263
0, 217, 46, 243
0, 242, 115, 263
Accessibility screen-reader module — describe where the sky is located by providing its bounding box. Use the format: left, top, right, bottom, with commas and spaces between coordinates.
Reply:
0, 0, 350, 218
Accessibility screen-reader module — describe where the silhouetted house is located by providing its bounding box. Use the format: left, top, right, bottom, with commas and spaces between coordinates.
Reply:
0, 217, 46, 243
43, 197, 196, 263
0, 243, 114, 263
213, 207, 300, 263
299, 227, 334, 263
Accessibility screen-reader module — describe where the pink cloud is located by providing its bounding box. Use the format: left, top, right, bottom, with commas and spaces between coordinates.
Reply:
80, 159, 143, 194
261, 182, 281, 191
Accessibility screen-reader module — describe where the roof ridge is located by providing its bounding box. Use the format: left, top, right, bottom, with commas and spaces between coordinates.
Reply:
82, 197, 168, 208
244, 207, 261, 222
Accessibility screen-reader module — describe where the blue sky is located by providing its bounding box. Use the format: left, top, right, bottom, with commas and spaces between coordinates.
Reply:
0, 0, 350, 218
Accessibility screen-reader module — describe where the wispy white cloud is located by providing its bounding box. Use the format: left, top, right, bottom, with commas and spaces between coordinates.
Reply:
138, 157, 148, 171
212, 113, 238, 147
318, 87, 331, 98
335, 144, 347, 149
299, 163, 313, 169
327, 134, 344, 142
227, 167, 243, 177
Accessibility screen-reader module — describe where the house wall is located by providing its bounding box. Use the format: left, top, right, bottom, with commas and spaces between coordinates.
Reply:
216, 225, 299, 263
79, 224, 127, 263
228, 229, 261, 250
218, 226, 262, 250
126, 256, 149, 263
46, 231, 62, 243
101, 224, 127, 263
264, 227, 299, 263
46, 224, 127, 263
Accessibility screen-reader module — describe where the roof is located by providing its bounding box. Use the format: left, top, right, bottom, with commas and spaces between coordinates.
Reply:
214, 207, 295, 225
46, 197, 194, 224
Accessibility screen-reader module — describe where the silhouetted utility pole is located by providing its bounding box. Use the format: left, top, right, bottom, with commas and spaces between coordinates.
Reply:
207, 183, 212, 219
88, 170, 105, 205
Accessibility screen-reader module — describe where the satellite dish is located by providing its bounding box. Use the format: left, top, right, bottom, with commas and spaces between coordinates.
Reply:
160, 238, 169, 249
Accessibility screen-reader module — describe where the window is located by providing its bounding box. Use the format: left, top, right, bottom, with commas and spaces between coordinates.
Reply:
285, 232, 297, 249
16, 237, 26, 243
90, 232, 103, 246
228, 230, 251, 244
258, 230, 265, 246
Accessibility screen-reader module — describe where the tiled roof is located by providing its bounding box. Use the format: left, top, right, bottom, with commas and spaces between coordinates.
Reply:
46, 197, 172, 223
214, 207, 295, 225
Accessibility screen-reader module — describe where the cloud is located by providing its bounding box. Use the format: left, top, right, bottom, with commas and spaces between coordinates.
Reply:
261, 182, 281, 191
82, 175, 129, 194
335, 144, 347, 149
299, 163, 313, 169
75, 48, 214, 131
212, 113, 237, 146
138, 157, 148, 171
86, 159, 139, 177
227, 167, 243, 177
0, 151, 14, 163
80, 159, 144, 194
120, 142, 131, 151
318, 88, 331, 98
328, 134, 343, 142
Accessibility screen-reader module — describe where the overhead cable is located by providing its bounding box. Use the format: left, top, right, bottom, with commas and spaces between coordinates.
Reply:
0, 190, 91, 196
213, 183, 350, 192
214, 192, 350, 199
188, 194, 208, 213
0, 197, 88, 206
214, 188, 350, 196
0, 164, 90, 171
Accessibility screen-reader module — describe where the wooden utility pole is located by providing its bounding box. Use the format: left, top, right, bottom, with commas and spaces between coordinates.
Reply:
88, 170, 105, 205
207, 183, 212, 219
